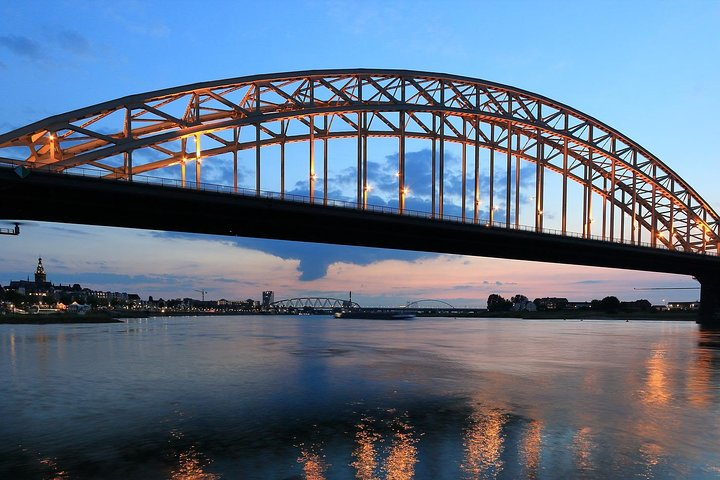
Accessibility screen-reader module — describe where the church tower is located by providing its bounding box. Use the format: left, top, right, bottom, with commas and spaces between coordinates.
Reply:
34, 257, 47, 284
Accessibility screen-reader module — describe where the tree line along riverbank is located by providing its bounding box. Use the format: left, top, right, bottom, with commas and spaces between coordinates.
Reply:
0, 309, 699, 324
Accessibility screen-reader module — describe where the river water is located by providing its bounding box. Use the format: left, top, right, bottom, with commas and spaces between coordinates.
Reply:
1, 316, 719, 479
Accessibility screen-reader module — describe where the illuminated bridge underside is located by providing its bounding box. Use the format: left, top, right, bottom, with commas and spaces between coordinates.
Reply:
0, 69, 718, 256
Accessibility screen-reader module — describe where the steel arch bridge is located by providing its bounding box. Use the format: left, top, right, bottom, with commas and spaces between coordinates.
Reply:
270, 297, 360, 310
405, 299, 456, 309
1, 69, 719, 254
1, 69, 720, 323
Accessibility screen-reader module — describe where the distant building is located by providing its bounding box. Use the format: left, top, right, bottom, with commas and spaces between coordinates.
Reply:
34, 257, 47, 283
6, 257, 52, 296
262, 291, 274, 309
566, 301, 592, 310
512, 299, 537, 312
667, 301, 700, 311
3, 258, 139, 307
533, 297, 569, 311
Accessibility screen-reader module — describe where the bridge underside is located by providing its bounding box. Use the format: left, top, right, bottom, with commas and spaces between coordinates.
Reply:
2, 168, 720, 326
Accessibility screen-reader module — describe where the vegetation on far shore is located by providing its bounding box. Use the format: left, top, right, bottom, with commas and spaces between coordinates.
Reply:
0, 308, 699, 324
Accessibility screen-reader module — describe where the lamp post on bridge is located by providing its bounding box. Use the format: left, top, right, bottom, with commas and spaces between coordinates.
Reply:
400, 186, 409, 214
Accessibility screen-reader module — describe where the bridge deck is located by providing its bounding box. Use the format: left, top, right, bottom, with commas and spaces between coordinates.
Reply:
2, 167, 719, 279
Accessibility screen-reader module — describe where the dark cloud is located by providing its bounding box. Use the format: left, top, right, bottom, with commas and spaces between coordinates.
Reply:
575, 279, 607, 284
150, 231, 429, 281
48, 226, 94, 236
232, 237, 429, 281
0, 35, 44, 59
54, 30, 92, 56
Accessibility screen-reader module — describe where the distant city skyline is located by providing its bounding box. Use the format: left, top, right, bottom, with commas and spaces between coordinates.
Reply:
1, 1, 717, 306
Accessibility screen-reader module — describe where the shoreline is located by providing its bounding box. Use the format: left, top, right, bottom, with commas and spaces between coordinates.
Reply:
0, 309, 699, 324
419, 310, 699, 321
0, 312, 125, 324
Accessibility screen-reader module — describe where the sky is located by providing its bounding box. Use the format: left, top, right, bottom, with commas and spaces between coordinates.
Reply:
1, 0, 719, 306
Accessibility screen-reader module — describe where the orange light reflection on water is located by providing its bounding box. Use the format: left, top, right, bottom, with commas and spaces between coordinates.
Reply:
170, 447, 220, 480
351, 419, 381, 480
520, 420, 542, 479
297, 445, 329, 480
572, 426, 595, 474
349, 415, 418, 480
686, 348, 713, 407
383, 419, 418, 480
643, 347, 671, 405
39, 457, 69, 480
461, 408, 506, 479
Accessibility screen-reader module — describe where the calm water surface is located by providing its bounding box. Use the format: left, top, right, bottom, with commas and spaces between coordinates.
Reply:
1, 316, 719, 479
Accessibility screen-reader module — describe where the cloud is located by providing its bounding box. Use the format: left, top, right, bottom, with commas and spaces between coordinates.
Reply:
103, 5, 170, 38
48, 225, 95, 236
185, 233, 428, 281
0, 35, 44, 59
54, 30, 92, 56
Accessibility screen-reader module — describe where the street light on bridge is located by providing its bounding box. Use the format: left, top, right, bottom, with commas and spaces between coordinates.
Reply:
363, 184, 372, 210
400, 186, 409, 213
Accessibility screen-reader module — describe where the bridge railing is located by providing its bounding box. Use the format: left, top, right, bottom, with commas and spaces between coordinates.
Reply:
1, 162, 715, 256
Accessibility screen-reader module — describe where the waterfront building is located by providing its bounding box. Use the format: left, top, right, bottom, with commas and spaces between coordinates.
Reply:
262, 291, 274, 309
667, 301, 700, 311
2, 258, 139, 307
533, 297, 569, 311
6, 257, 52, 296
34, 257, 46, 283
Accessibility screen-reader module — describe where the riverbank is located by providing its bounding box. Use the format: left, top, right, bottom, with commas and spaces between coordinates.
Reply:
0, 309, 278, 324
0, 312, 125, 324
0, 309, 699, 324
443, 310, 699, 321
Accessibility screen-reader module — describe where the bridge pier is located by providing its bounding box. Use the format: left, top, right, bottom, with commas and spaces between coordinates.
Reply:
697, 275, 720, 328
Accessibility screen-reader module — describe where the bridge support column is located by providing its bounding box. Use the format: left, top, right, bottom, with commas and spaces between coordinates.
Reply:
697, 275, 720, 328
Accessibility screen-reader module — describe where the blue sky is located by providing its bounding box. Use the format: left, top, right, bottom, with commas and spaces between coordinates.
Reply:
1, 0, 718, 305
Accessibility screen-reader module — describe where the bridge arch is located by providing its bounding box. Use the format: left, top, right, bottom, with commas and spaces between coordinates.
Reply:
0, 69, 717, 254
405, 299, 456, 309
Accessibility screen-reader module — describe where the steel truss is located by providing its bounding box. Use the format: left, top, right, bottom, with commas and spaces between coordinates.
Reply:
270, 297, 359, 309
0, 69, 717, 254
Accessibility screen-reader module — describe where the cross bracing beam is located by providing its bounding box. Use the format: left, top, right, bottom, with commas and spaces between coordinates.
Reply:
1, 69, 717, 255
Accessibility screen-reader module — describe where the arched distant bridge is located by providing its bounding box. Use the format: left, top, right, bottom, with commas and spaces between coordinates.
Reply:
405, 299, 456, 309
270, 297, 360, 310
1, 69, 719, 324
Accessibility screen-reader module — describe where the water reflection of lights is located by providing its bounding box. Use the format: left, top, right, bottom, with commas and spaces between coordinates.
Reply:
39, 457, 69, 480
638, 442, 663, 479
383, 418, 418, 480
644, 348, 671, 405
520, 420, 542, 479
168, 430, 219, 480
170, 447, 220, 480
686, 348, 712, 406
9, 330, 16, 367
461, 408, 507, 479
349, 414, 418, 480
572, 427, 595, 474
351, 419, 381, 480
297, 444, 329, 480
